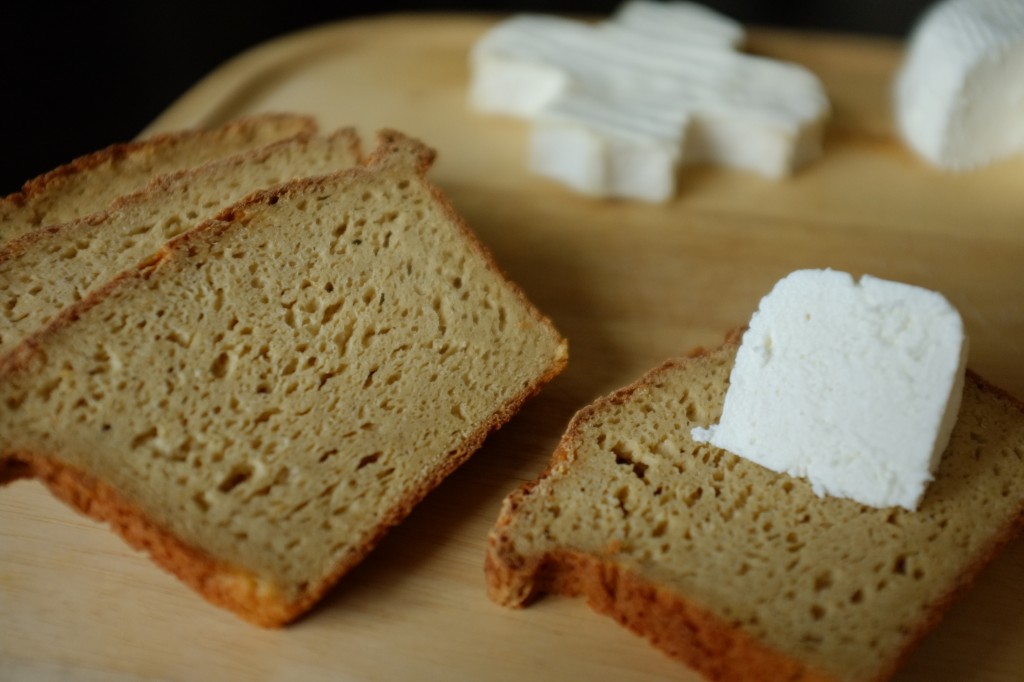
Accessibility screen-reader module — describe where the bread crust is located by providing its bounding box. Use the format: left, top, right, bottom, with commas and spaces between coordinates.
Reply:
1, 451, 295, 626
0, 342, 564, 627
0, 129, 568, 626
485, 334, 1024, 682
0, 113, 316, 219
0, 126, 360, 271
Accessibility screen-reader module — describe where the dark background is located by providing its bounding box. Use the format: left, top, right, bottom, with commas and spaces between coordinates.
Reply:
4, 1, 932, 195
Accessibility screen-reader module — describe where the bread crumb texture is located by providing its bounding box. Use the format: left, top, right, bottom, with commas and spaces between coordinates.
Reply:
487, 341, 1024, 682
0, 128, 361, 357
0, 130, 567, 626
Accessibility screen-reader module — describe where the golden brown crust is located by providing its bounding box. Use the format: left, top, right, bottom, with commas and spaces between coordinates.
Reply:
0, 126, 360, 271
328, 125, 365, 165
1, 452, 295, 627
485, 335, 1024, 682
1, 337, 566, 628
489, 508, 1024, 682
1, 299, 563, 627
532, 550, 834, 682
370, 127, 438, 171
0, 114, 317, 221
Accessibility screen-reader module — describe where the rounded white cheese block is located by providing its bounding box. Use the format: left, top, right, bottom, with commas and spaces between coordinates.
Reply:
692, 269, 968, 511
896, 0, 1024, 169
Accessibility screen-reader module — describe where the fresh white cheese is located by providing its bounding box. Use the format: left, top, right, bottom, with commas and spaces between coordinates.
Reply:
609, 0, 745, 50
468, 15, 589, 118
530, 92, 689, 202
895, 0, 1024, 169
663, 54, 829, 178
468, 1, 830, 201
691, 269, 968, 511
468, 10, 743, 118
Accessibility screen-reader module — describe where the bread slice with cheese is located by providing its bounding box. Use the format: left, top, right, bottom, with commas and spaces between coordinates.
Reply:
0, 113, 315, 245
0, 128, 362, 357
486, 335, 1024, 682
0, 131, 568, 627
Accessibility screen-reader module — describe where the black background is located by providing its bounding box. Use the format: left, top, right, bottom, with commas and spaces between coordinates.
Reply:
4, 1, 932, 194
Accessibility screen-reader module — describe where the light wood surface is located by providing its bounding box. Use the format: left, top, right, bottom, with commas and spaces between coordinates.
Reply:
3, 14, 1024, 682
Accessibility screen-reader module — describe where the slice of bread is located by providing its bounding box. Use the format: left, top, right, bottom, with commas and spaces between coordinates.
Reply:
0, 113, 315, 245
0, 128, 362, 357
0, 130, 568, 627
486, 335, 1024, 682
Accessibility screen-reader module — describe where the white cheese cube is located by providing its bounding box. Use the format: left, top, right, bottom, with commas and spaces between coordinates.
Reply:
895, 0, 1024, 169
692, 269, 968, 511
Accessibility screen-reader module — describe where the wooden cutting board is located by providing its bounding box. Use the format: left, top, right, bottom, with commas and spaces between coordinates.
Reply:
2, 14, 1023, 682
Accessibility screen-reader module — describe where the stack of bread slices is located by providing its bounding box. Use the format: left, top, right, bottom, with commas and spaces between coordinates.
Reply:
0, 114, 568, 626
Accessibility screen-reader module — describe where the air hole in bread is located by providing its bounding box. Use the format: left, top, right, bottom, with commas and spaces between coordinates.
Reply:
253, 409, 281, 425
130, 427, 158, 450
36, 377, 62, 401
218, 463, 253, 493
611, 442, 648, 482
192, 492, 210, 512
210, 352, 232, 379
357, 452, 382, 470
318, 369, 344, 390
614, 486, 629, 514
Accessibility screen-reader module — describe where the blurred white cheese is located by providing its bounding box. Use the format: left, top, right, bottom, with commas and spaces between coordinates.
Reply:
692, 269, 968, 511
609, 0, 745, 49
896, 0, 1024, 169
632, 52, 828, 179
468, 15, 588, 118
468, 1, 830, 201
530, 92, 689, 202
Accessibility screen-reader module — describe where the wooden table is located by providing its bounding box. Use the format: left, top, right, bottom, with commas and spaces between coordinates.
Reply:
2, 14, 1022, 682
